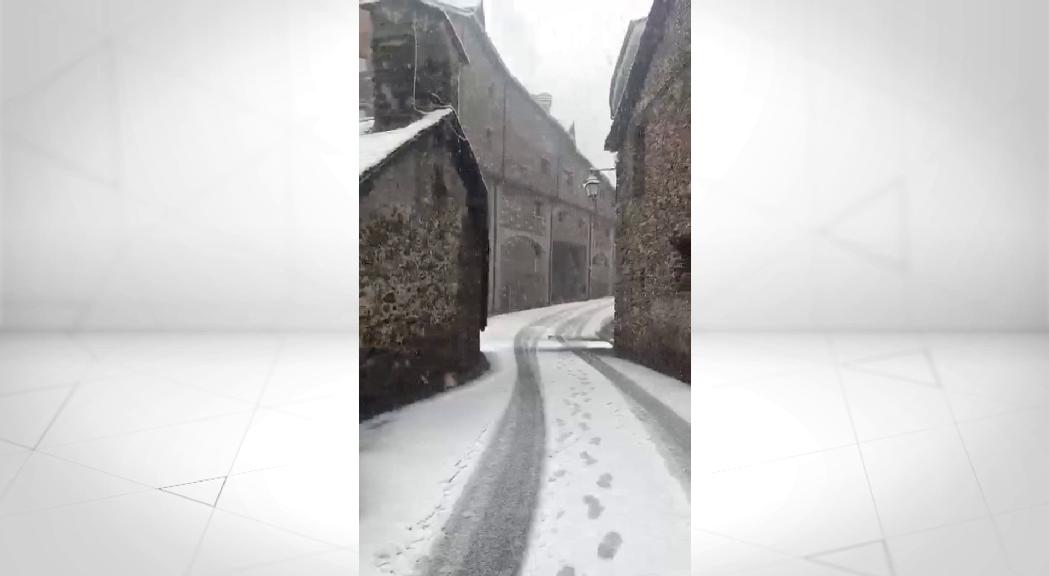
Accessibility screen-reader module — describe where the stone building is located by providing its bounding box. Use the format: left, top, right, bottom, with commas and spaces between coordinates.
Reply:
605, 0, 691, 382
361, 0, 616, 314
359, 7, 374, 116
359, 0, 489, 419
444, 3, 616, 312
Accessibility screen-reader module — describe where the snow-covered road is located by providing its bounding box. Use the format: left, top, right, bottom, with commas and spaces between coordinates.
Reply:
360, 299, 691, 576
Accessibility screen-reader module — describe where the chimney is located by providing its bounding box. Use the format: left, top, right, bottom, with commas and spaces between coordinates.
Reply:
366, 1, 467, 131
533, 92, 552, 113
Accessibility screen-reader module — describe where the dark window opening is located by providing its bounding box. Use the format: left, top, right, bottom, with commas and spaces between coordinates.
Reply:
671, 234, 690, 292
534, 201, 542, 217
632, 124, 645, 197
488, 83, 495, 98
541, 157, 550, 175
433, 165, 447, 199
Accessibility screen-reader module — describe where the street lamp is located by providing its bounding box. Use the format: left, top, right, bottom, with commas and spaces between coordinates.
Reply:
583, 174, 602, 200
582, 168, 613, 299
582, 168, 614, 200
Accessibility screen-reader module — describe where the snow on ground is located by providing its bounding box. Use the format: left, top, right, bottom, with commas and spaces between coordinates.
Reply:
522, 314, 691, 576
598, 356, 691, 424
359, 357, 511, 576
359, 299, 690, 576
576, 297, 614, 339
358, 301, 594, 576
358, 108, 453, 177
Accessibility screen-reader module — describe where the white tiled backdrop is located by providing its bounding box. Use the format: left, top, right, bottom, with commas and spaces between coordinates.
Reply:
695, 0, 1049, 330
695, 333, 1049, 576
0, 334, 356, 575
1, 0, 357, 330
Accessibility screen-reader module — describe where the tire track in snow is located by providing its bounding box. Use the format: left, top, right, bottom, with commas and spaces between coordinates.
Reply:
555, 305, 691, 498
420, 307, 572, 576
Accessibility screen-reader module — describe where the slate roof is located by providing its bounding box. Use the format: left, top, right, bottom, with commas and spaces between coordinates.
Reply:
609, 17, 647, 118
605, 0, 675, 151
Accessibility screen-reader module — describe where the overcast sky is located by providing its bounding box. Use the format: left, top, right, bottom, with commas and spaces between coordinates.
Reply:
482, 0, 653, 172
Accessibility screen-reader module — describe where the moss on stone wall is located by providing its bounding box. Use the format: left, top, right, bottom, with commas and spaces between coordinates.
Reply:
613, 0, 691, 383
359, 130, 487, 417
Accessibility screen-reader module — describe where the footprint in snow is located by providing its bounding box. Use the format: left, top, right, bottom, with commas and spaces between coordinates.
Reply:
597, 473, 613, 488
598, 532, 623, 559
583, 495, 604, 519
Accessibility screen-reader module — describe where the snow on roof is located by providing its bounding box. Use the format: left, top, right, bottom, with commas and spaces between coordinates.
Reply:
359, 108, 454, 178
425, 0, 480, 11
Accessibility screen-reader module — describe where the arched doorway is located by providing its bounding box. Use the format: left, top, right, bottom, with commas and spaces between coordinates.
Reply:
499, 236, 546, 312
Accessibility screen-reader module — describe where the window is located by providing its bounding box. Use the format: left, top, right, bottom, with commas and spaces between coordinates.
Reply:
557, 211, 565, 223
534, 201, 542, 217
632, 124, 645, 196
488, 83, 495, 98
432, 165, 447, 199
540, 157, 550, 175
565, 172, 574, 191
485, 127, 493, 145
671, 234, 690, 292
578, 218, 585, 229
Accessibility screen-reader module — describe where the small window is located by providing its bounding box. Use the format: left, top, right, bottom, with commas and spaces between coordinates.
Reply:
671, 234, 690, 292
565, 171, 574, 191
578, 218, 585, 229
541, 157, 550, 175
432, 165, 447, 199
488, 83, 495, 98
632, 124, 645, 196
534, 201, 542, 216
557, 211, 565, 223
485, 128, 493, 144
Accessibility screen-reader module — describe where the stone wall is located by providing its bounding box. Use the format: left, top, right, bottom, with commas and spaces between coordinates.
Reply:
369, 1, 463, 130
359, 124, 488, 418
447, 11, 616, 313
590, 220, 614, 298
612, 0, 690, 382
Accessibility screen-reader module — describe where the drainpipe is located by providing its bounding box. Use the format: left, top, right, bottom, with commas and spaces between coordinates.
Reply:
587, 200, 594, 299
493, 79, 508, 312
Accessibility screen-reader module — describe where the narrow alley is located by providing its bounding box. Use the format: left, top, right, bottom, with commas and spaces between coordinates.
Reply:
360, 299, 691, 576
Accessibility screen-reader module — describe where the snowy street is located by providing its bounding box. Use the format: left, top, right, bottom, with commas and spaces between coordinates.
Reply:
359, 299, 691, 576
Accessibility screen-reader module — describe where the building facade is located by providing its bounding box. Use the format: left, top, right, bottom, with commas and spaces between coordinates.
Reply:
359, 0, 490, 419
446, 6, 616, 313
361, 0, 616, 314
606, 0, 691, 382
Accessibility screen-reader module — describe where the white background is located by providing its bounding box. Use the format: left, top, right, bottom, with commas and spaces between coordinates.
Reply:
1, 0, 357, 330
695, 0, 1049, 330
